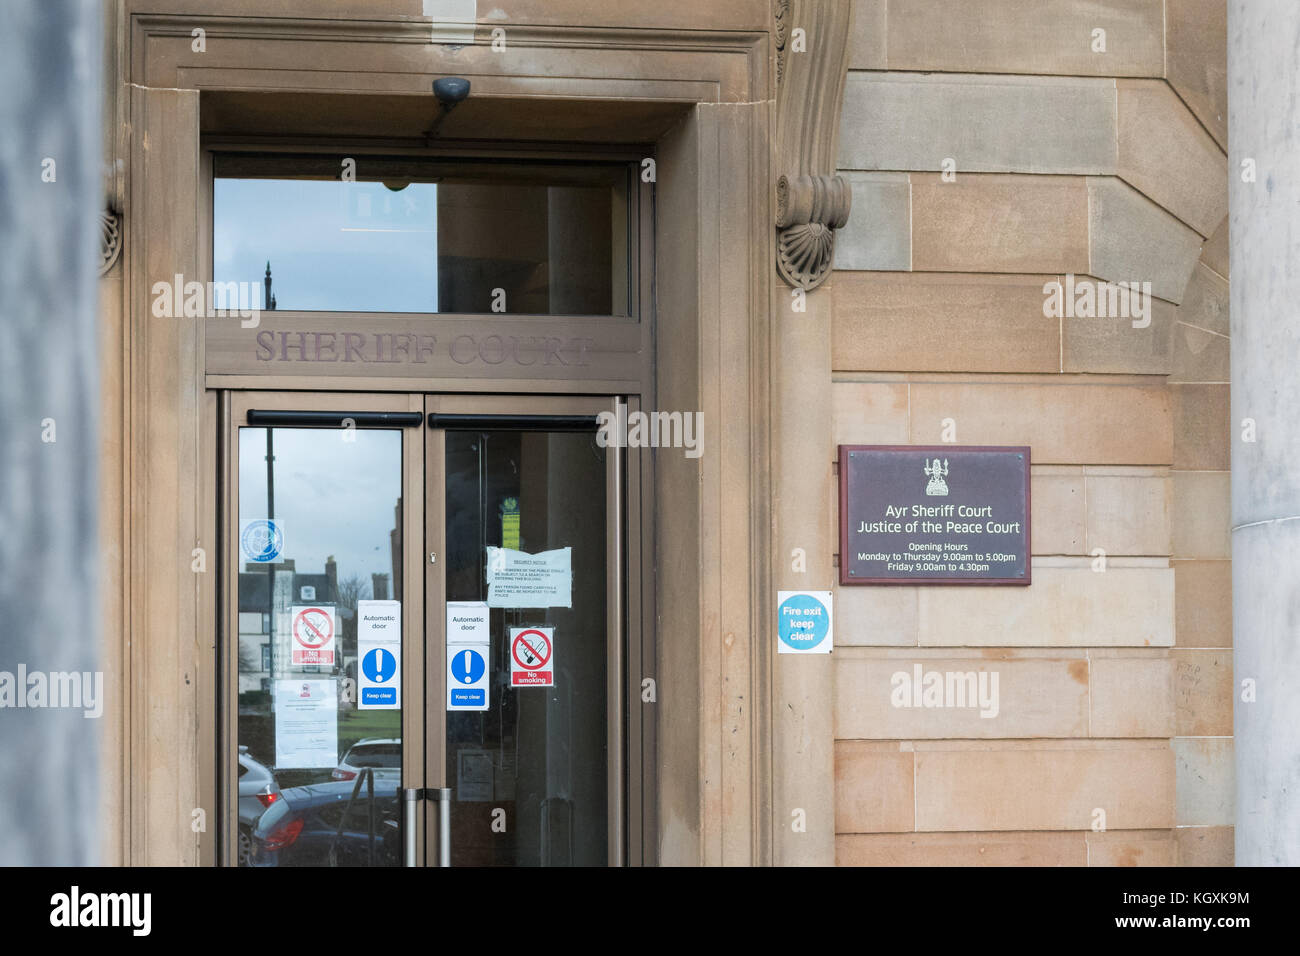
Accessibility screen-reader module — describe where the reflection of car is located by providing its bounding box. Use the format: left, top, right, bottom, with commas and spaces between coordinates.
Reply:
237, 746, 282, 866
333, 738, 401, 783
249, 781, 401, 867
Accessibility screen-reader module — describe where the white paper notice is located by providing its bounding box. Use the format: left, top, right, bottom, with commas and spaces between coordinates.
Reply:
274, 679, 338, 768
357, 600, 401, 710
446, 601, 490, 644
485, 547, 572, 608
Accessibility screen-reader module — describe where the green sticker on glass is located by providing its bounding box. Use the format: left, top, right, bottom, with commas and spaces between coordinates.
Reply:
501, 497, 520, 551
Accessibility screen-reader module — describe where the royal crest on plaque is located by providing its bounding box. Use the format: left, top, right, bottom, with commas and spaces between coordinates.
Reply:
924, 458, 949, 496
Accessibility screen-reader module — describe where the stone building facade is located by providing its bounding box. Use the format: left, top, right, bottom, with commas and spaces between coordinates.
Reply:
828, 0, 1232, 867
93, 0, 1256, 866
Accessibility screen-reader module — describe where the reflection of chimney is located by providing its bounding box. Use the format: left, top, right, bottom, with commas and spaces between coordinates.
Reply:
325, 555, 338, 600
391, 499, 402, 601
372, 573, 389, 601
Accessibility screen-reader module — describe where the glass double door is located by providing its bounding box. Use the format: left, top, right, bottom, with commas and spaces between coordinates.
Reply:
228, 392, 624, 866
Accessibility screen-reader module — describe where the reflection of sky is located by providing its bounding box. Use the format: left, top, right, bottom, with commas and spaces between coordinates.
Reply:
239, 428, 402, 590
214, 179, 438, 312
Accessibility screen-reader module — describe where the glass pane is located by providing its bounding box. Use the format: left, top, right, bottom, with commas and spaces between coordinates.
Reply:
236, 426, 404, 867
214, 156, 629, 315
444, 430, 608, 866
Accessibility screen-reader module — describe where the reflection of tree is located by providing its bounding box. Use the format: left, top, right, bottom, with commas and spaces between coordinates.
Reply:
336, 573, 370, 665
238, 642, 260, 674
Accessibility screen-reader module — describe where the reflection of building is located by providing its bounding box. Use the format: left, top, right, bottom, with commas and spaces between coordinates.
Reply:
236, 557, 337, 694
237, 493, 400, 695
390, 499, 401, 601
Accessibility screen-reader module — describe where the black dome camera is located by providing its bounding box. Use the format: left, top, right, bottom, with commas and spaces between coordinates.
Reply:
433, 77, 471, 107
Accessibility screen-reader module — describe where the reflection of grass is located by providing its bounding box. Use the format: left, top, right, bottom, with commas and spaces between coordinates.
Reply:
338, 707, 402, 748
240, 704, 404, 793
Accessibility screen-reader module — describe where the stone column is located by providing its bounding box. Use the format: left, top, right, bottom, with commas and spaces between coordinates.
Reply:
1228, 0, 1300, 865
771, 280, 837, 866
0, 1, 102, 865
771, 0, 853, 866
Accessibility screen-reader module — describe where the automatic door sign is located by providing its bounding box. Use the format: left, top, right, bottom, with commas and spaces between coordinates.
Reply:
509, 627, 554, 687
446, 601, 490, 644
291, 605, 336, 666
448, 644, 490, 711
358, 600, 401, 709
777, 591, 833, 655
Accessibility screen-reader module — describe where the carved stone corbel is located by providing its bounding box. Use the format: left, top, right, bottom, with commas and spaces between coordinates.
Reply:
99, 0, 125, 278
99, 207, 122, 276
774, 0, 854, 290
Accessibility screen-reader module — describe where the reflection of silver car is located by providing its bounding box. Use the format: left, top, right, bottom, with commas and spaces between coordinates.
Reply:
332, 738, 401, 785
237, 746, 282, 866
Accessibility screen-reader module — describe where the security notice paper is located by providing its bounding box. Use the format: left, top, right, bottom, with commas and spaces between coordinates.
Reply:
485, 547, 572, 608
274, 679, 337, 768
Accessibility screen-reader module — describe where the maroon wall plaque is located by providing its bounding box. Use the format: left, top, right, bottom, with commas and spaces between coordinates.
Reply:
839, 445, 1031, 585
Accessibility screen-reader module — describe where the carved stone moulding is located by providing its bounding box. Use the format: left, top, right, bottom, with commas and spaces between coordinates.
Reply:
773, 0, 854, 291
775, 173, 851, 289
99, 208, 122, 276
774, 0, 790, 85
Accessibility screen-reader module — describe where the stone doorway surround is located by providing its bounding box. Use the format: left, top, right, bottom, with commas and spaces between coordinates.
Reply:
100, 0, 856, 866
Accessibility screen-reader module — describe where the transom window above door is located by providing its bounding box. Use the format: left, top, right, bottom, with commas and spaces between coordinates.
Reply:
213, 155, 633, 316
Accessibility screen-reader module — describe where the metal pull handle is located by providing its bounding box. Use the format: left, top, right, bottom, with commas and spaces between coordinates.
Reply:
402, 788, 421, 867
429, 788, 452, 867
402, 787, 451, 866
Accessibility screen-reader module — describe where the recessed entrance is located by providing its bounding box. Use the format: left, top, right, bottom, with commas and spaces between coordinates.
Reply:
225, 392, 634, 866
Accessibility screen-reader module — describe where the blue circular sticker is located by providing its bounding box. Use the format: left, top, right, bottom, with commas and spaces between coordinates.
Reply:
241, 519, 283, 563
778, 593, 830, 651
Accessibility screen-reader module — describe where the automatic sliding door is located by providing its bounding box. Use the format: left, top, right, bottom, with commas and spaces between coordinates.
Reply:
228, 395, 424, 868
427, 397, 623, 866
225, 393, 625, 867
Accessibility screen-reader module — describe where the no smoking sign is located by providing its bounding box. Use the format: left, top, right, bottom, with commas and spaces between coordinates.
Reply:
510, 627, 554, 687
291, 605, 336, 666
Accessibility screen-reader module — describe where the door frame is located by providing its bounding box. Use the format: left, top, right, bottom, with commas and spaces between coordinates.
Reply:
219, 389, 645, 866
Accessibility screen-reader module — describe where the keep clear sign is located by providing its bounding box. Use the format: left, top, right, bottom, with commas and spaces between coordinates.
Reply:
777, 591, 833, 655
274, 679, 337, 767
447, 601, 490, 711
357, 599, 400, 710
485, 547, 572, 608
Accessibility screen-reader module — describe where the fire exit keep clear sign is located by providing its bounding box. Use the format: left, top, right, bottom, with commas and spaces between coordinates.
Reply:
838, 445, 1031, 586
